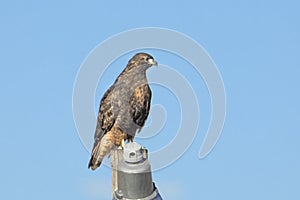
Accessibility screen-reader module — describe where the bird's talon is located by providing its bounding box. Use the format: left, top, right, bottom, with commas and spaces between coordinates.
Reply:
121, 139, 125, 147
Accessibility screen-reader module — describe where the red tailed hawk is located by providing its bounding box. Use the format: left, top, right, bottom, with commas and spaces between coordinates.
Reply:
88, 52, 157, 170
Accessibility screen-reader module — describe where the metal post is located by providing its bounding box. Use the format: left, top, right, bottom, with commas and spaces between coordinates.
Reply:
110, 148, 123, 196
111, 142, 163, 200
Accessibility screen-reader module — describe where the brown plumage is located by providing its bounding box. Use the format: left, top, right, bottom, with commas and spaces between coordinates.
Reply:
88, 52, 157, 170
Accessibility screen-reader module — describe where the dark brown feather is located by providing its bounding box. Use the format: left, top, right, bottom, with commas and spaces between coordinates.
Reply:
130, 84, 152, 128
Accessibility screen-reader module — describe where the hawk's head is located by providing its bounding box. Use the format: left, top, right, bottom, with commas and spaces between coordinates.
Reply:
127, 52, 158, 71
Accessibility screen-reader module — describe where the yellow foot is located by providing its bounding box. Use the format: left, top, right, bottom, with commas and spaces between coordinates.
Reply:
118, 139, 125, 149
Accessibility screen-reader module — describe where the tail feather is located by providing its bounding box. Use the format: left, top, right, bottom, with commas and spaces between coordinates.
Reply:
88, 141, 102, 170
88, 134, 115, 171
88, 154, 101, 170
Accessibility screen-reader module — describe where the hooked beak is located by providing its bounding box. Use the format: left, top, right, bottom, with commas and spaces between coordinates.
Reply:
148, 58, 158, 66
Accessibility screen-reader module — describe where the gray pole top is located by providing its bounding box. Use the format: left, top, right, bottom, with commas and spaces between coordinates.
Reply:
123, 142, 143, 163
113, 142, 163, 200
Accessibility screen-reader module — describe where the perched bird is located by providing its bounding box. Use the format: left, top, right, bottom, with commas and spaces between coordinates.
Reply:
88, 52, 157, 170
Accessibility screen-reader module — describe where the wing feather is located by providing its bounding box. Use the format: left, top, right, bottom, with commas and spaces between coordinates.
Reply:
94, 85, 118, 144
130, 84, 152, 129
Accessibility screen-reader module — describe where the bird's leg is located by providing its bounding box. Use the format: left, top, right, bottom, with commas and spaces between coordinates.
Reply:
117, 138, 125, 149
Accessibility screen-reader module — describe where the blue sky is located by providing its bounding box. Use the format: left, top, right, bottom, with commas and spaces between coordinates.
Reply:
1, 1, 300, 200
